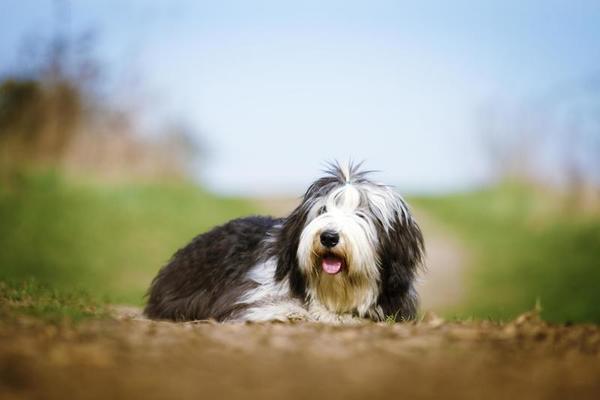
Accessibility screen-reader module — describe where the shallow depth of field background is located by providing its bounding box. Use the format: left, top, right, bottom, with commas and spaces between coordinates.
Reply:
1, 1, 599, 323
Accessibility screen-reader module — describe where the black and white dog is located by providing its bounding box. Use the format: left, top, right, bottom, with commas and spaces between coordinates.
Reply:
145, 162, 424, 323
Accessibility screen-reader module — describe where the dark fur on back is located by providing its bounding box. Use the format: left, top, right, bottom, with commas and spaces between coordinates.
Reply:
144, 216, 279, 321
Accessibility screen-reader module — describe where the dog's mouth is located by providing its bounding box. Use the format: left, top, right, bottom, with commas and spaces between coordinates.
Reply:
320, 254, 345, 275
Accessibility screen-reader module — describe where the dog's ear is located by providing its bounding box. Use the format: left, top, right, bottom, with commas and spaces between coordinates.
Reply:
377, 211, 424, 321
273, 203, 308, 299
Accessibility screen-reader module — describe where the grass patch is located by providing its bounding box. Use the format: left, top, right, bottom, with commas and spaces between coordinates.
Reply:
413, 182, 600, 324
0, 170, 261, 310
0, 279, 105, 323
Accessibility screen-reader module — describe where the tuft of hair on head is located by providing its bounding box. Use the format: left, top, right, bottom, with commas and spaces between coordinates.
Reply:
322, 160, 376, 185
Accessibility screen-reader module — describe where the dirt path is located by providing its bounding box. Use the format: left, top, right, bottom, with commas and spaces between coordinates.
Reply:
1, 311, 599, 400
413, 209, 469, 313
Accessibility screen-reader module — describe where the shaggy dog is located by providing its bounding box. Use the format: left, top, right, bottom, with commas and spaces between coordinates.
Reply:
145, 162, 424, 323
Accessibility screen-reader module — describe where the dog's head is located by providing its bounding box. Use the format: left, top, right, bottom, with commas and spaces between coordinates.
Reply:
273, 162, 424, 320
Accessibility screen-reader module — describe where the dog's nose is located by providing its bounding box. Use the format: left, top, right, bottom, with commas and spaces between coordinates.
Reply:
320, 230, 339, 248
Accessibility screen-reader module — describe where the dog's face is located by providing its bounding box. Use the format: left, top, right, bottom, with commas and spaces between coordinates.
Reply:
298, 183, 380, 279
274, 162, 424, 319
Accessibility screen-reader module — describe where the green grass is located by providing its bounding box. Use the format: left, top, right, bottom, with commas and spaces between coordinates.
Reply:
413, 183, 600, 324
0, 171, 260, 308
0, 279, 106, 323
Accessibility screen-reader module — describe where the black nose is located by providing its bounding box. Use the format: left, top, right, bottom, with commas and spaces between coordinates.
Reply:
320, 230, 339, 248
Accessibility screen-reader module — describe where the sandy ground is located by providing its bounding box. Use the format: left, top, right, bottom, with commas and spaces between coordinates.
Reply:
1, 310, 599, 400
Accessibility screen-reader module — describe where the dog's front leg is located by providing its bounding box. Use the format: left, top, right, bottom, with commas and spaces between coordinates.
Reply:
307, 301, 364, 324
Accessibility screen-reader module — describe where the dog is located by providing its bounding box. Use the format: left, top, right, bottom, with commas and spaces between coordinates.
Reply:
144, 162, 424, 323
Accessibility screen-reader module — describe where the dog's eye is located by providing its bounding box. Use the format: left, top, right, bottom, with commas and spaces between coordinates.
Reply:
357, 212, 368, 221
317, 206, 327, 215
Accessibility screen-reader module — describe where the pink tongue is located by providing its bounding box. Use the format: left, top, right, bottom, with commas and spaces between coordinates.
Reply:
322, 256, 343, 274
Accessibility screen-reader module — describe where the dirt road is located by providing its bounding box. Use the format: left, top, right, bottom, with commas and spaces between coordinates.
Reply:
1, 310, 599, 400
413, 209, 469, 313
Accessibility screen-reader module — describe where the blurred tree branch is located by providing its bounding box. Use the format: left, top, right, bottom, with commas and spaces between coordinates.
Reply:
0, 0, 204, 183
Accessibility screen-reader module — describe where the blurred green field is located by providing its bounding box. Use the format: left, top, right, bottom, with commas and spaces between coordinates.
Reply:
413, 184, 600, 324
1, 173, 599, 324
0, 171, 260, 306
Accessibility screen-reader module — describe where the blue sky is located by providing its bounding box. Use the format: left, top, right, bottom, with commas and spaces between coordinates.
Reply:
2, 1, 599, 194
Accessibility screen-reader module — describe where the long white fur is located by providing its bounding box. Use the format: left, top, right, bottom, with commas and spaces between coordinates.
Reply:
235, 258, 308, 321
236, 167, 410, 322
298, 183, 382, 318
